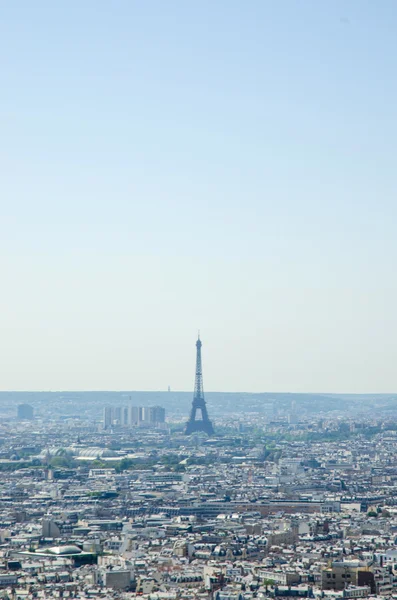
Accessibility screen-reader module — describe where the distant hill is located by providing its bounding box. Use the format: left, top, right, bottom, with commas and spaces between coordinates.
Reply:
1, 390, 397, 419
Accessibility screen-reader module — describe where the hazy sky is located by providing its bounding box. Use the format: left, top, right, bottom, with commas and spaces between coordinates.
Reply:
1, 1, 397, 393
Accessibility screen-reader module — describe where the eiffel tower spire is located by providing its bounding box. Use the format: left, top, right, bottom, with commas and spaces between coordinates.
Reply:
185, 334, 214, 435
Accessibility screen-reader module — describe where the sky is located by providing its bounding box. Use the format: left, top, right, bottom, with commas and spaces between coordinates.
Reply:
1, 0, 397, 393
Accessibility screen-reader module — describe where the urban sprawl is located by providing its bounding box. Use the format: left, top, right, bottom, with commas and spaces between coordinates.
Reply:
1, 342, 397, 600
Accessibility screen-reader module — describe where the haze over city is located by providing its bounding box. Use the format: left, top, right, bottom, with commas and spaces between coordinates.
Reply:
3, 4, 397, 600
2, 1, 397, 392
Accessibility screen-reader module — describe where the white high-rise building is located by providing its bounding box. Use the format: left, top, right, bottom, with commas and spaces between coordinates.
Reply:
103, 407, 112, 429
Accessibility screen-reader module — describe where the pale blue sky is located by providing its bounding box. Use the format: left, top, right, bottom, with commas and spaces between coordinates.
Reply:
1, 1, 397, 392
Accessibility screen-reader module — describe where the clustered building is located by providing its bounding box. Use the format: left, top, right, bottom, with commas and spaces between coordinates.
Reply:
1, 393, 397, 600
103, 405, 166, 429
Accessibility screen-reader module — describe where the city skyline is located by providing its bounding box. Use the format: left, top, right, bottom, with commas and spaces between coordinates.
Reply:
1, 2, 397, 595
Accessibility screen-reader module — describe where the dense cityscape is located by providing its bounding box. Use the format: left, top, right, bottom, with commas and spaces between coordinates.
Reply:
3, 0, 396, 598
0, 339, 397, 600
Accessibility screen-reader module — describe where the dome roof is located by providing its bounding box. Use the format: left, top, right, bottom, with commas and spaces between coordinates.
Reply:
102, 449, 118, 457
48, 545, 82, 555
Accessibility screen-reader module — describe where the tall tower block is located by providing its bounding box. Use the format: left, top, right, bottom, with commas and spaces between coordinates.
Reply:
185, 334, 214, 436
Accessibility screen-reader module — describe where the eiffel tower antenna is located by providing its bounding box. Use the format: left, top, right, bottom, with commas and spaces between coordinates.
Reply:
185, 334, 214, 436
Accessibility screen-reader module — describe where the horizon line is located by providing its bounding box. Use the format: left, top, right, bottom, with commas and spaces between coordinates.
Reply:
0, 389, 396, 396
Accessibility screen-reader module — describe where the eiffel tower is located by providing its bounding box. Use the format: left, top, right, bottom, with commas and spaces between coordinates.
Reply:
185, 334, 214, 435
